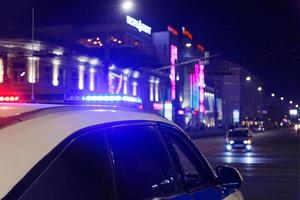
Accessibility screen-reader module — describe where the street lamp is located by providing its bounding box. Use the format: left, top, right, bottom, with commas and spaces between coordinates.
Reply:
121, 0, 134, 12
271, 93, 275, 97
289, 100, 293, 104
280, 97, 284, 101
296, 104, 299, 108
246, 76, 251, 81
185, 43, 192, 48
257, 87, 262, 91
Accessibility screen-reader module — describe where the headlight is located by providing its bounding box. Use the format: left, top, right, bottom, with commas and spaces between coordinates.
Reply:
229, 140, 234, 144
246, 145, 252, 150
243, 140, 251, 144
226, 144, 232, 150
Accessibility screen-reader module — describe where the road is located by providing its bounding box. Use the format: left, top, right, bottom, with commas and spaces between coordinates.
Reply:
193, 128, 300, 200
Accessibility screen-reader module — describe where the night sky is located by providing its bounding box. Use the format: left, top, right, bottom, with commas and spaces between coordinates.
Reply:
1, 0, 300, 103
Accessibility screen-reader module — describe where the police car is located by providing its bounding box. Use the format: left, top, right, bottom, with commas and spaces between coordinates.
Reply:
0, 98, 244, 200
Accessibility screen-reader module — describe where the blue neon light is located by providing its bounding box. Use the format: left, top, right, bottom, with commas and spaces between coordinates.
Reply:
82, 95, 142, 104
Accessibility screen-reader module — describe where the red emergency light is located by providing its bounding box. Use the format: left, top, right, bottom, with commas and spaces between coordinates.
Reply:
0, 96, 20, 102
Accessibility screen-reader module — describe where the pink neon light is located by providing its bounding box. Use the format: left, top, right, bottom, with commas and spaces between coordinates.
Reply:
200, 88, 205, 103
178, 110, 185, 115
153, 103, 163, 110
200, 104, 205, 113
199, 64, 205, 113
170, 45, 178, 100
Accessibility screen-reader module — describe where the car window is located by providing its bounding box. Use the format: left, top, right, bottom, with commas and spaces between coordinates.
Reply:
107, 124, 184, 200
160, 125, 215, 191
18, 129, 115, 200
228, 130, 249, 137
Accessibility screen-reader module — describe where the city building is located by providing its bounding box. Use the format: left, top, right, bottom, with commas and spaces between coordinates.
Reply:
207, 60, 264, 127
0, 17, 222, 130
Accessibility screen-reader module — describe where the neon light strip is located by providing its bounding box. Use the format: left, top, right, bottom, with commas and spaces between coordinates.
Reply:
199, 64, 205, 113
150, 82, 154, 101
170, 45, 178, 100
155, 82, 159, 102
89, 68, 96, 91
78, 65, 85, 90
0, 59, 3, 83
52, 60, 60, 86
132, 82, 137, 96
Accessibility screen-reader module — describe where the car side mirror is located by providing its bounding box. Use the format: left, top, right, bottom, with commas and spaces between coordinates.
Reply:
216, 165, 243, 189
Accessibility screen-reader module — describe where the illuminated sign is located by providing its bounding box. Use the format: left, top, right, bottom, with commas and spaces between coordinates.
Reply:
182, 27, 193, 40
167, 26, 178, 36
290, 109, 298, 116
233, 110, 240, 123
196, 44, 205, 52
170, 45, 178, 100
126, 15, 152, 35
164, 101, 173, 121
153, 103, 163, 111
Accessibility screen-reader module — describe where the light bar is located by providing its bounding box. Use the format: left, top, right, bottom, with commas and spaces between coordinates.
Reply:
0, 96, 20, 102
68, 95, 142, 104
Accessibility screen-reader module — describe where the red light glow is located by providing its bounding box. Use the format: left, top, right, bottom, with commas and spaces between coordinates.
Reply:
0, 96, 19, 102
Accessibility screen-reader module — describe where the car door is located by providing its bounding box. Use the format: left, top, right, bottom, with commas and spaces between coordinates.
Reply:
5, 126, 116, 200
106, 122, 193, 200
158, 123, 223, 200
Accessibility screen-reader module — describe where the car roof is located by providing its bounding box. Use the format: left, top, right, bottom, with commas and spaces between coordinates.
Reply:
0, 103, 62, 118
0, 103, 176, 198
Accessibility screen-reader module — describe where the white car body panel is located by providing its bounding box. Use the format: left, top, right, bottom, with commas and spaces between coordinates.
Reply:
0, 104, 173, 198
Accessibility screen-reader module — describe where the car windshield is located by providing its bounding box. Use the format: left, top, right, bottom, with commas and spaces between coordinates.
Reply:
229, 130, 249, 137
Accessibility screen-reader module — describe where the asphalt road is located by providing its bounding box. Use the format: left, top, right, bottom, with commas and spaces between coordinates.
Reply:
193, 128, 300, 200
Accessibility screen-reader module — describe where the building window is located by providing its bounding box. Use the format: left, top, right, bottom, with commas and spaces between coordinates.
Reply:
94, 75, 98, 91
72, 71, 78, 89
45, 66, 52, 85
58, 68, 64, 86
84, 73, 88, 91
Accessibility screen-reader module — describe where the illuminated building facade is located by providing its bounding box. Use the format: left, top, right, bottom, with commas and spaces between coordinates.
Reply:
0, 19, 222, 129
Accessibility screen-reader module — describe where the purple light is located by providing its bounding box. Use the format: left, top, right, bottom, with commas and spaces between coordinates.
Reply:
178, 110, 185, 115
199, 64, 205, 113
190, 64, 200, 108
170, 45, 178, 100
153, 103, 163, 110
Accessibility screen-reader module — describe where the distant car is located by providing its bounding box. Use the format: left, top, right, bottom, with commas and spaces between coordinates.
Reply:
0, 103, 244, 200
295, 124, 300, 134
250, 124, 265, 133
225, 128, 253, 151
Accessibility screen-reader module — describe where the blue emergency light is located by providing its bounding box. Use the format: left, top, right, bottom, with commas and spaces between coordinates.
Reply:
66, 94, 142, 104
